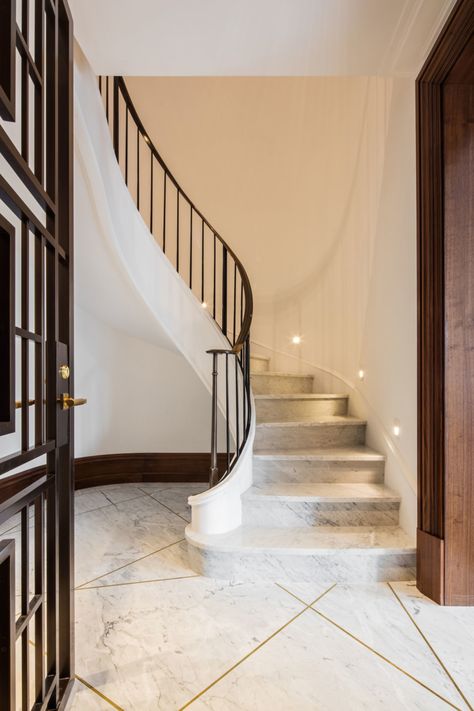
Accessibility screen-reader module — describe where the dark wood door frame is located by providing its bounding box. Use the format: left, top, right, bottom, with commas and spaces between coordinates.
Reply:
417, 0, 474, 605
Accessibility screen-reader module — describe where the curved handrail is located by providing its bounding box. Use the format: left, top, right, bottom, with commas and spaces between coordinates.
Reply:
98, 76, 253, 486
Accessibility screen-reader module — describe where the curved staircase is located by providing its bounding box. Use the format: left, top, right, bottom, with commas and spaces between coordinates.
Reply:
187, 354, 415, 582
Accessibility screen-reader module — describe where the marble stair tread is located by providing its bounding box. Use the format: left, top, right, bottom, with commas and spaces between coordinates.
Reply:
253, 446, 385, 461
254, 393, 347, 400
256, 416, 366, 428
188, 525, 415, 555
245, 482, 400, 504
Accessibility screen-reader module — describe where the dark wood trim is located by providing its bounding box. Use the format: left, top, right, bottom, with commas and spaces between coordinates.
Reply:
0, 0, 16, 121
417, 0, 474, 604
0, 214, 15, 436
0, 453, 227, 504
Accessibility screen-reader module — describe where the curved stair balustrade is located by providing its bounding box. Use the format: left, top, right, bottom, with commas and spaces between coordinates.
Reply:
98, 76, 253, 487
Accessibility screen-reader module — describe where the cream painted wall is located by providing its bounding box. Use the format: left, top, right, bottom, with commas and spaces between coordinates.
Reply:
74, 306, 217, 456
126, 75, 418, 532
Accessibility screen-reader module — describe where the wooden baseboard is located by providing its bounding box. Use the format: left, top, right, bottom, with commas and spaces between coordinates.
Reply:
0, 452, 225, 504
416, 529, 445, 604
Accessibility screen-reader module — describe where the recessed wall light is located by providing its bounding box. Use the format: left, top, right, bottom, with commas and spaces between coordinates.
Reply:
292, 335, 301, 345
358, 369, 365, 380
393, 420, 401, 437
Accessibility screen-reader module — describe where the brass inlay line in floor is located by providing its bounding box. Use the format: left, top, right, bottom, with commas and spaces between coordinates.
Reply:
179, 583, 337, 710
275, 581, 337, 607
76, 492, 148, 517
75, 537, 186, 589
309, 606, 463, 710
387, 583, 473, 711
75, 675, 125, 711
81, 573, 200, 591
144, 492, 191, 524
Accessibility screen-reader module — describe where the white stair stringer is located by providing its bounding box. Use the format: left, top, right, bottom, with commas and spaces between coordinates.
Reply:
74, 44, 254, 534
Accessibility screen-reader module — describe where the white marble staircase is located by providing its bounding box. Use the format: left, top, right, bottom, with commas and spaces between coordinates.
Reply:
187, 355, 416, 582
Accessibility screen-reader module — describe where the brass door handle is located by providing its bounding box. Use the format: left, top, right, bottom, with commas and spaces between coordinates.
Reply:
58, 393, 88, 410
16, 395, 87, 410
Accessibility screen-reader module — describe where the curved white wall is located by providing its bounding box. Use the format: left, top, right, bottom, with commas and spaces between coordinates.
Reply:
74, 44, 254, 532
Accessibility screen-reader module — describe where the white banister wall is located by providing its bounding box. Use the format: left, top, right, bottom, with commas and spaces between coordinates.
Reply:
74, 44, 254, 531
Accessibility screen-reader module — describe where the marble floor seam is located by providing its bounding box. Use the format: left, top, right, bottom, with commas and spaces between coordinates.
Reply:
75, 537, 186, 589
387, 582, 473, 711
178, 603, 312, 710
75, 675, 125, 711
78, 573, 200, 591
308, 606, 464, 711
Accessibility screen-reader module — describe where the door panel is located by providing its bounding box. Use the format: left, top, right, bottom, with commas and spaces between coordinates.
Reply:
0, 0, 74, 708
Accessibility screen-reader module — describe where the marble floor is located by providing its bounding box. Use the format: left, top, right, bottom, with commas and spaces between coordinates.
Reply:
70, 483, 474, 711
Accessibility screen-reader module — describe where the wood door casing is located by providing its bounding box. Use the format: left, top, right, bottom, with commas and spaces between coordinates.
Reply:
417, 0, 474, 605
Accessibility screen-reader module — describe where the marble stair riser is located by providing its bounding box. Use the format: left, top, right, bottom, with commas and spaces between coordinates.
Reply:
255, 422, 366, 450
252, 457, 385, 484
242, 500, 400, 528
256, 397, 347, 422
251, 373, 314, 395
187, 545, 416, 583
249, 356, 270, 373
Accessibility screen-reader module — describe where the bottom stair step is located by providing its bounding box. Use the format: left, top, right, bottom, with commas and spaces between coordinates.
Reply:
186, 525, 415, 583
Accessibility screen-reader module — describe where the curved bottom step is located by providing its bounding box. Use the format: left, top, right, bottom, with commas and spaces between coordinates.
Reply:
186, 525, 416, 583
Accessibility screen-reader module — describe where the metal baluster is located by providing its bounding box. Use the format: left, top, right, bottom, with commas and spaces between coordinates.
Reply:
113, 77, 119, 159
163, 171, 167, 252
222, 246, 228, 336
213, 233, 217, 319
189, 204, 193, 288
233, 262, 237, 345
125, 106, 129, 185
225, 353, 230, 475
201, 220, 205, 303
106, 76, 109, 121
137, 126, 140, 211
150, 152, 154, 234
176, 189, 180, 272
235, 355, 240, 455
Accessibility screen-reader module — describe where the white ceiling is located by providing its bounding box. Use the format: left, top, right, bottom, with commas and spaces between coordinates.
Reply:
70, 0, 455, 77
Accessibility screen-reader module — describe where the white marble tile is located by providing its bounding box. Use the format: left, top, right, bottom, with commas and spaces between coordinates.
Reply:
75, 495, 186, 587
69, 679, 119, 710
139, 482, 207, 521
190, 609, 453, 710
75, 489, 113, 515
98, 483, 148, 505
81, 540, 195, 588
392, 581, 474, 708
313, 582, 468, 709
275, 580, 336, 606
75, 577, 304, 710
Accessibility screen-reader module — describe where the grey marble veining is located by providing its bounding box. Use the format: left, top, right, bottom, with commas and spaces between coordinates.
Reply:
392, 581, 474, 708
242, 498, 399, 528
138, 482, 207, 521
75, 577, 303, 710
254, 417, 366, 450
253, 447, 385, 484
75, 494, 186, 587
250, 372, 314, 395
189, 608, 455, 710
255, 393, 348, 422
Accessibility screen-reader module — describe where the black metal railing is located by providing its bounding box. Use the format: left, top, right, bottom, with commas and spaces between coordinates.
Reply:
98, 76, 253, 487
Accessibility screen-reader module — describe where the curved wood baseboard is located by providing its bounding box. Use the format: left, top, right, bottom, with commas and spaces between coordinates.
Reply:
0, 452, 225, 504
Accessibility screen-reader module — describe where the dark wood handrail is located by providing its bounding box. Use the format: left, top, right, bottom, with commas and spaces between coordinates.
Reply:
99, 76, 253, 486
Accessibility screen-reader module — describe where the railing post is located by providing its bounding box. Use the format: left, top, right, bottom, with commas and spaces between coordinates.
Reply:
210, 352, 219, 487
222, 246, 228, 336
0, 540, 16, 711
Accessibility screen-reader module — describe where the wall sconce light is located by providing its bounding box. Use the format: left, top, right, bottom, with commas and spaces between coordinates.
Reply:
393, 419, 401, 437
358, 369, 365, 381
201, 301, 207, 309
292, 335, 301, 345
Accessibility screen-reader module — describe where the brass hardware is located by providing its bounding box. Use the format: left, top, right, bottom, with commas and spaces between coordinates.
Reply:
59, 364, 70, 380
16, 395, 87, 410
58, 393, 87, 410
15, 399, 36, 409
